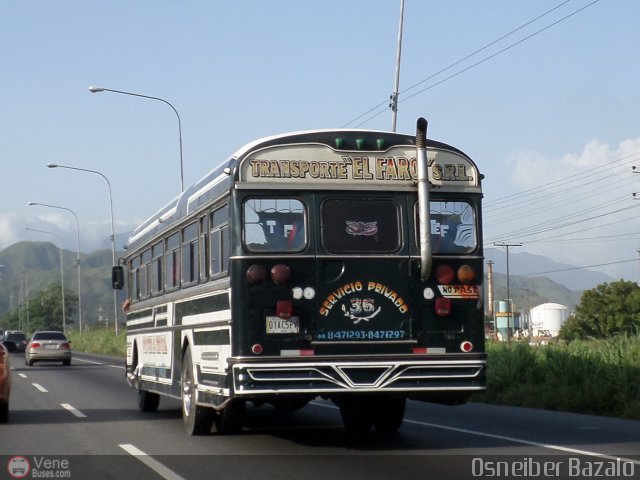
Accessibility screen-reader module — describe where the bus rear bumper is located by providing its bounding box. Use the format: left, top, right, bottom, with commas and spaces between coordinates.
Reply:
230, 354, 486, 397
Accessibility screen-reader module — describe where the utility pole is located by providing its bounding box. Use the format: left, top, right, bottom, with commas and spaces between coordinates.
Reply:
494, 242, 522, 342
487, 260, 495, 337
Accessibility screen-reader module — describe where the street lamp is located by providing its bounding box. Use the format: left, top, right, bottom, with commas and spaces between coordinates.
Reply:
25, 227, 66, 333
46, 163, 119, 334
28, 201, 83, 333
88, 85, 184, 192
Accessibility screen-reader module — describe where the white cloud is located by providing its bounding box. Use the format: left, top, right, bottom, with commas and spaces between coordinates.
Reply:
487, 138, 640, 281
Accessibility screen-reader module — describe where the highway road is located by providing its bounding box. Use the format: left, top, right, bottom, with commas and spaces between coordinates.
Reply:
1, 351, 639, 479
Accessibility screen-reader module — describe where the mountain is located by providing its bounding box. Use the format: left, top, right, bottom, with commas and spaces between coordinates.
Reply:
0, 243, 612, 328
484, 248, 615, 292
0, 241, 126, 329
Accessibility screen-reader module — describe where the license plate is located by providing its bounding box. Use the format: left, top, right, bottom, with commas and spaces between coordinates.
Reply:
43, 344, 58, 349
266, 316, 300, 334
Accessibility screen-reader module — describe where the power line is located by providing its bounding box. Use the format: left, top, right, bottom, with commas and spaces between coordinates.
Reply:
521, 258, 638, 276
343, 0, 601, 128
399, 0, 601, 106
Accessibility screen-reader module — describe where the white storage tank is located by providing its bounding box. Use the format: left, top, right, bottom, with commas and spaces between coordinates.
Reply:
530, 303, 568, 337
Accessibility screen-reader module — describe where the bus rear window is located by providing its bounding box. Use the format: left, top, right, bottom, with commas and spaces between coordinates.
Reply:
322, 199, 400, 253
244, 198, 305, 252
417, 201, 477, 254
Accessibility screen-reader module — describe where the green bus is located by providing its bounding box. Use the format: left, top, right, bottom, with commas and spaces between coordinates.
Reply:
115, 118, 486, 435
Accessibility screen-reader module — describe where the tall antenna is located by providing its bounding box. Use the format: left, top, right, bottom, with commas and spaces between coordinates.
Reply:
390, 0, 405, 132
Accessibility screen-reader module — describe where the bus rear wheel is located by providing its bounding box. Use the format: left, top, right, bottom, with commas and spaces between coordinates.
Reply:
339, 397, 374, 434
372, 397, 405, 433
215, 399, 245, 434
181, 347, 214, 435
138, 389, 160, 413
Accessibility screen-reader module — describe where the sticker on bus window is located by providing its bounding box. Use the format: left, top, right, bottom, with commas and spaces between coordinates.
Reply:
346, 221, 378, 236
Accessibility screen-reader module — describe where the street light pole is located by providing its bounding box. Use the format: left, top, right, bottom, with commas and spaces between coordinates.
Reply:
494, 242, 522, 342
25, 227, 66, 333
88, 85, 184, 192
28, 202, 83, 333
46, 163, 119, 334
390, 0, 405, 132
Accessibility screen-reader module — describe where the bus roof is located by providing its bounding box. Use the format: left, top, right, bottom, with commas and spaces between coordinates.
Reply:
126, 128, 480, 251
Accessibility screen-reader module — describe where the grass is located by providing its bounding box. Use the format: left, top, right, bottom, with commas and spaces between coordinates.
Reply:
67, 329, 126, 357
67, 328, 640, 421
474, 335, 640, 420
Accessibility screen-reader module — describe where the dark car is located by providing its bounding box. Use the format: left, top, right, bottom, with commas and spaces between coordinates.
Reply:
25, 331, 72, 366
4, 331, 27, 353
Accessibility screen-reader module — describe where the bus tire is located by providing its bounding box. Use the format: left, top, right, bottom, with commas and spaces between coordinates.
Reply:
138, 389, 160, 413
181, 347, 214, 435
0, 400, 8, 423
372, 397, 405, 433
339, 397, 373, 434
215, 399, 245, 434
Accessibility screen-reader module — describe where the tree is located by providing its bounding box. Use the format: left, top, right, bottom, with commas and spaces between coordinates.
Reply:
0, 283, 76, 334
560, 280, 640, 341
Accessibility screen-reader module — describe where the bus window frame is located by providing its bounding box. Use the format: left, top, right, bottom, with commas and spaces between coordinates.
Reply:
210, 203, 230, 278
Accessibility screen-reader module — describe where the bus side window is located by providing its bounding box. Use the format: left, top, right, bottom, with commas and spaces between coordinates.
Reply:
210, 204, 229, 277
165, 232, 180, 291
151, 240, 163, 295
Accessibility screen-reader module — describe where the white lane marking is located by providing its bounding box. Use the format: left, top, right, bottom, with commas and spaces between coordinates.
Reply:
403, 418, 640, 466
310, 401, 640, 465
73, 358, 103, 365
18, 373, 27, 379
73, 357, 126, 370
32, 383, 48, 393
61, 403, 87, 418
119, 444, 187, 480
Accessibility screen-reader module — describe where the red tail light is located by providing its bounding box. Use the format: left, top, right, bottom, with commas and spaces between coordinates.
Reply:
460, 341, 474, 353
246, 264, 268, 285
251, 344, 263, 355
61, 342, 71, 349
271, 264, 291, 285
435, 297, 451, 316
276, 300, 293, 319
31, 342, 42, 349
436, 264, 455, 285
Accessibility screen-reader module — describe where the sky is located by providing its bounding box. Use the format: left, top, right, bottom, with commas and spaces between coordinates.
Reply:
1, 0, 639, 282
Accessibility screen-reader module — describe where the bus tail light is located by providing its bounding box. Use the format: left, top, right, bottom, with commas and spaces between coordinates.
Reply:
276, 300, 293, 319
246, 264, 268, 285
435, 297, 451, 316
435, 264, 455, 285
251, 344, 263, 355
460, 341, 474, 353
457, 264, 476, 284
271, 264, 291, 285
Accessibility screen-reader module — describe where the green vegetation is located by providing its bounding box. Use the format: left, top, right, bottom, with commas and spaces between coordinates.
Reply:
475, 336, 640, 420
560, 280, 640, 341
1, 282, 77, 333
68, 329, 126, 357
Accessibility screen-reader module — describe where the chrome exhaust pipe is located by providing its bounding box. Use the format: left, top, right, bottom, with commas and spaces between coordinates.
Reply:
416, 117, 432, 281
